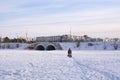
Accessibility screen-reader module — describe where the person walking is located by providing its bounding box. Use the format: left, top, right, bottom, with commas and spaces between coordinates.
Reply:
68, 48, 72, 58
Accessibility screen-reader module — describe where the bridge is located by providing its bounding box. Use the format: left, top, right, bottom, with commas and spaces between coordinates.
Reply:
34, 42, 63, 50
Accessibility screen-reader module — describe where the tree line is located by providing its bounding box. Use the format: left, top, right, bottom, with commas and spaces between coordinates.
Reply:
0, 37, 35, 43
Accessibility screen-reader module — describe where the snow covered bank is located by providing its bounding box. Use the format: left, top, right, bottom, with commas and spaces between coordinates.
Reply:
1, 42, 120, 50
0, 50, 120, 80
0, 43, 29, 50
60, 42, 120, 50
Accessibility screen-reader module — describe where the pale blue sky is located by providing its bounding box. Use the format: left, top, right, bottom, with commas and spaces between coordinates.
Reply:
0, 0, 120, 38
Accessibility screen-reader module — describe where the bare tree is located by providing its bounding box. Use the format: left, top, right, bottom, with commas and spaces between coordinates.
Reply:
104, 42, 106, 50
3, 37, 10, 43
114, 42, 118, 50
76, 41, 80, 47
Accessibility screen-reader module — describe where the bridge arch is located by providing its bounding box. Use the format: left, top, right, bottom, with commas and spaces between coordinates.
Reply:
36, 45, 45, 50
46, 45, 56, 50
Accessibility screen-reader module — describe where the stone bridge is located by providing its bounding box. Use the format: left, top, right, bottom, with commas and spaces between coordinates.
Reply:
34, 42, 62, 51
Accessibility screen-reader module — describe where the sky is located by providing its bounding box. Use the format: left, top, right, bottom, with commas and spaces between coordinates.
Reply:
0, 0, 120, 38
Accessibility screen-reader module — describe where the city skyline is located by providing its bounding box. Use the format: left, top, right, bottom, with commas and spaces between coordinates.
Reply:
0, 0, 120, 38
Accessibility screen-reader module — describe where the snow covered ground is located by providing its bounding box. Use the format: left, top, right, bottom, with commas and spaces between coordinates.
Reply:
0, 50, 120, 80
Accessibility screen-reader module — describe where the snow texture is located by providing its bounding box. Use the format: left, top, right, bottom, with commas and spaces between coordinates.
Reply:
0, 50, 120, 80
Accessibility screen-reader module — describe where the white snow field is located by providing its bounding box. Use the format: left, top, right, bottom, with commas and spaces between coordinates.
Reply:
0, 50, 120, 80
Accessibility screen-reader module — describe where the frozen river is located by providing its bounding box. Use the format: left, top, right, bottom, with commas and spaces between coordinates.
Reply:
0, 50, 120, 80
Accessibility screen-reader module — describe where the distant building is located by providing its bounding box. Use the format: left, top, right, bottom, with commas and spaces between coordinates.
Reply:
36, 35, 83, 42
103, 38, 120, 42
36, 34, 105, 42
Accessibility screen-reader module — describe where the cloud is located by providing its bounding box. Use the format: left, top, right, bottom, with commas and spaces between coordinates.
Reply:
1, 7, 120, 26
0, 0, 120, 38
